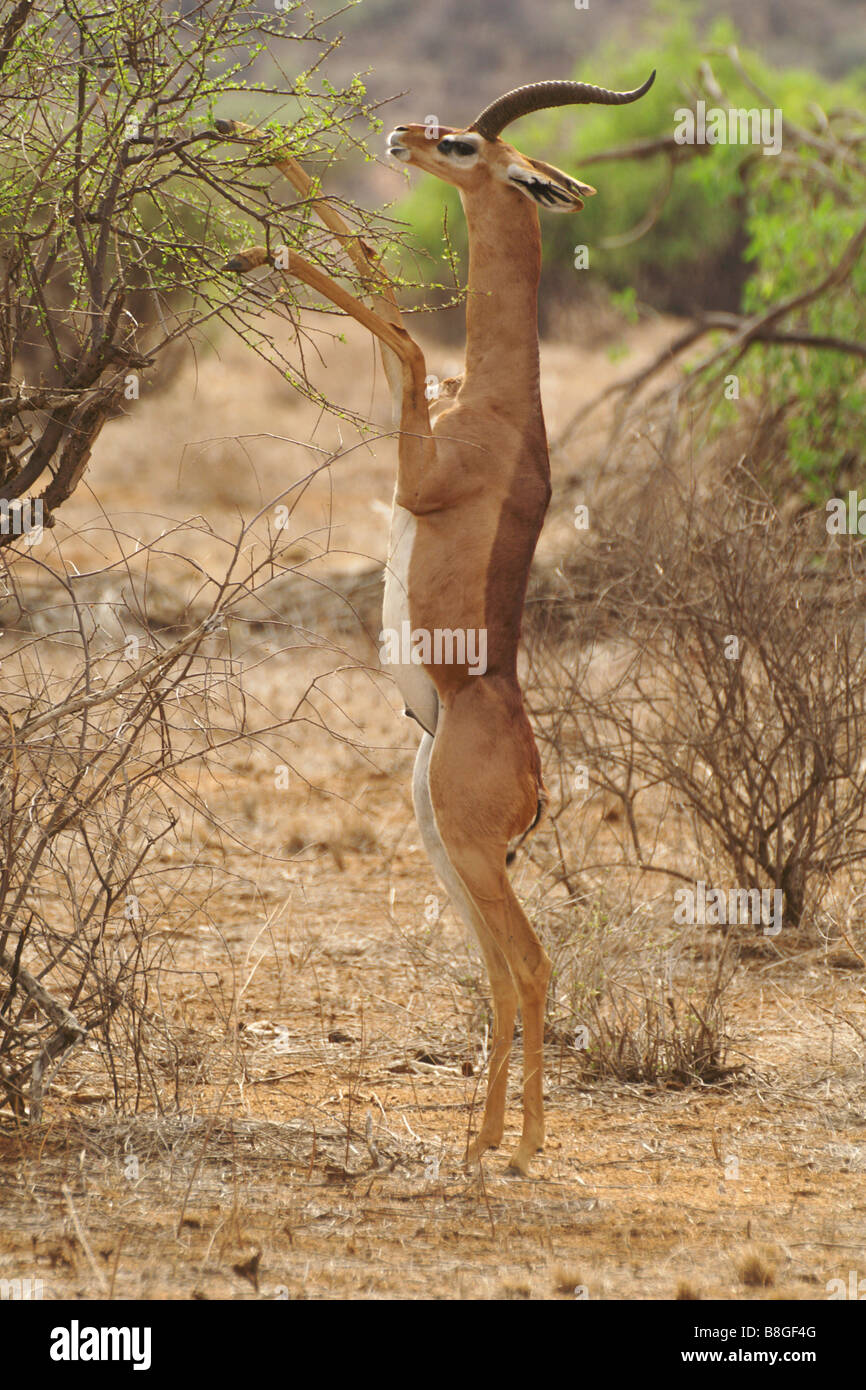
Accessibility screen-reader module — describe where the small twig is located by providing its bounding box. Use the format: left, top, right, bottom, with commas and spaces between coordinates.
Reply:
108, 1232, 127, 1299
839, 931, 866, 969
62, 1183, 108, 1294
364, 1110, 380, 1169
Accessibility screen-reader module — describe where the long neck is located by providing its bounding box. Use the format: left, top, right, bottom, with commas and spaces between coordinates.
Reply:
459, 185, 543, 408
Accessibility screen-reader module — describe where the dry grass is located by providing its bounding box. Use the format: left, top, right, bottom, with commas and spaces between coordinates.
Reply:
676, 1280, 702, 1300
738, 1249, 778, 1289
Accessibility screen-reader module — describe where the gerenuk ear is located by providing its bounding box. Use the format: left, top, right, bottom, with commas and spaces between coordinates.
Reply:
504, 159, 596, 212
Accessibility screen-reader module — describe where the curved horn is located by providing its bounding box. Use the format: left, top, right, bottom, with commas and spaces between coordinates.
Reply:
469, 70, 656, 141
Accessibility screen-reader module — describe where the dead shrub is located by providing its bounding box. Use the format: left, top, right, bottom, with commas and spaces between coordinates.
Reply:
0, 509, 369, 1121
526, 475, 866, 937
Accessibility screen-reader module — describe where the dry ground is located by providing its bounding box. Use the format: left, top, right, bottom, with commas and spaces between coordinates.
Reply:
1, 307, 864, 1301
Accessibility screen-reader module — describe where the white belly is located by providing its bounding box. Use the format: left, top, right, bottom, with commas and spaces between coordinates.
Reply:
382, 498, 439, 734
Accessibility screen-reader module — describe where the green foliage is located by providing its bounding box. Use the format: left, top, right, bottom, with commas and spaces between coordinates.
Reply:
610, 287, 640, 325
393, 9, 866, 494
1, 2, 377, 310
0, 0, 389, 518
399, 15, 857, 299
739, 164, 866, 498
395, 14, 730, 304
